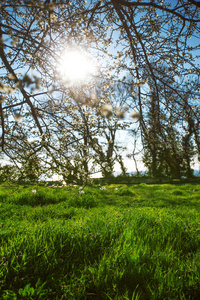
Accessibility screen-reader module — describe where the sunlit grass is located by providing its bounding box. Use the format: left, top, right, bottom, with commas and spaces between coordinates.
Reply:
0, 183, 200, 299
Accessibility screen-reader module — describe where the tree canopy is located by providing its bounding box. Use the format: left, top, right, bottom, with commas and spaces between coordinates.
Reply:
0, 0, 199, 181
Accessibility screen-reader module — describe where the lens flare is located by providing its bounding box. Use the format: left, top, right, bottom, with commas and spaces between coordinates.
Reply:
58, 50, 95, 85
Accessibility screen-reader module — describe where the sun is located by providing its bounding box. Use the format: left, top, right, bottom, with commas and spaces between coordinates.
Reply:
58, 50, 95, 85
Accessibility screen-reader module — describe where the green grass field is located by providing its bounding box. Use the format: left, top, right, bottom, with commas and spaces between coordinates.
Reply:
0, 183, 200, 299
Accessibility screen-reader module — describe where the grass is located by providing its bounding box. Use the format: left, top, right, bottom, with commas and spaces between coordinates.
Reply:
0, 183, 200, 299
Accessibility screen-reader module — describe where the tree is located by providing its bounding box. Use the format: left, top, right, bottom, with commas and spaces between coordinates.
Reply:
141, 64, 199, 178
0, 0, 199, 180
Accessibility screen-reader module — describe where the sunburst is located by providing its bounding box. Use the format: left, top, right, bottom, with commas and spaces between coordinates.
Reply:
58, 50, 95, 85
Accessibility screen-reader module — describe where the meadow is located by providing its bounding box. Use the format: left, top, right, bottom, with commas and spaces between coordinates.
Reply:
0, 183, 200, 299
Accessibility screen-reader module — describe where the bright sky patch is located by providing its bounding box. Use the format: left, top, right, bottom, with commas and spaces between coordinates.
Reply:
58, 50, 95, 85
